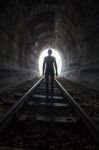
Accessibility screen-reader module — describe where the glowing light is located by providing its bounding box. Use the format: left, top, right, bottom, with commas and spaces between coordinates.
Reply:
38, 48, 62, 76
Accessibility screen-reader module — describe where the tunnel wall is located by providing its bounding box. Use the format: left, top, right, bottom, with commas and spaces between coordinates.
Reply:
0, 2, 38, 93
62, 8, 99, 89
78, 13, 99, 89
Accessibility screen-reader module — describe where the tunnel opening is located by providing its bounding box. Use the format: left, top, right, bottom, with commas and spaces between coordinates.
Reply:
38, 48, 62, 76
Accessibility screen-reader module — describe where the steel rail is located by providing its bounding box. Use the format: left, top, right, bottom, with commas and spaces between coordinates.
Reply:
55, 78, 99, 144
0, 77, 44, 133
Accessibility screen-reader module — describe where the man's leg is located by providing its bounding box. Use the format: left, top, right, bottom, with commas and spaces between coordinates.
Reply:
45, 75, 49, 98
45, 75, 49, 89
50, 75, 54, 97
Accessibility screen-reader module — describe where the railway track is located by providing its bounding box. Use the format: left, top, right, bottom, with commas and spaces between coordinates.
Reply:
0, 77, 99, 150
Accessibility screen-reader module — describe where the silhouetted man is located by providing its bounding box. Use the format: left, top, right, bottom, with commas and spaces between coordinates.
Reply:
42, 49, 58, 95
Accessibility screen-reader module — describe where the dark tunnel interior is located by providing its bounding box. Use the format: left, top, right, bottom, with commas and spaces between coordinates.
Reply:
0, 0, 99, 92
0, 1, 99, 149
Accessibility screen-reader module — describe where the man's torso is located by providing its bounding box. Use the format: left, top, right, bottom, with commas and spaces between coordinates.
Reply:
45, 56, 55, 75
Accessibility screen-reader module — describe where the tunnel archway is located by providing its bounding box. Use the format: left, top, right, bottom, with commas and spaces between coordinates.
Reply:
38, 48, 62, 76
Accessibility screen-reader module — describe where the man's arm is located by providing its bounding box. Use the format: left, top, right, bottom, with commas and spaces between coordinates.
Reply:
54, 58, 58, 76
42, 58, 46, 75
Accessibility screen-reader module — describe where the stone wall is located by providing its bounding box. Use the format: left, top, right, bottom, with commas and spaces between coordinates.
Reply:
0, 1, 38, 93
61, 1, 99, 89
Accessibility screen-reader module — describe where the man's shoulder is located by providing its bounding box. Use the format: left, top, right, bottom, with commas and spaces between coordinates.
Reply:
50, 56, 55, 59
51, 56, 55, 60
51, 56, 55, 58
44, 56, 55, 60
44, 56, 48, 59
44, 56, 54, 58
44, 56, 48, 62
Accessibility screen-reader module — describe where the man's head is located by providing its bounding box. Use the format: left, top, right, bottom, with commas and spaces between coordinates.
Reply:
48, 49, 52, 55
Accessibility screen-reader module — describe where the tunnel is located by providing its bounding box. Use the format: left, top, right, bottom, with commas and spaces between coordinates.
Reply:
0, 0, 99, 92
0, 0, 99, 149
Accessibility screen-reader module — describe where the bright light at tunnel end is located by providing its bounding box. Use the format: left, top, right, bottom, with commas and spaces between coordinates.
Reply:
38, 48, 62, 76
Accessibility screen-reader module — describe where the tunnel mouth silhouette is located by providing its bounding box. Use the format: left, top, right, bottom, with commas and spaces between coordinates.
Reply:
38, 48, 62, 76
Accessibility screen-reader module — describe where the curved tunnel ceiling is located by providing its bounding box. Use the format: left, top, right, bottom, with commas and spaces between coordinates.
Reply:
24, 0, 97, 55
0, 0, 98, 57
24, 0, 85, 54
21, 0, 99, 70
